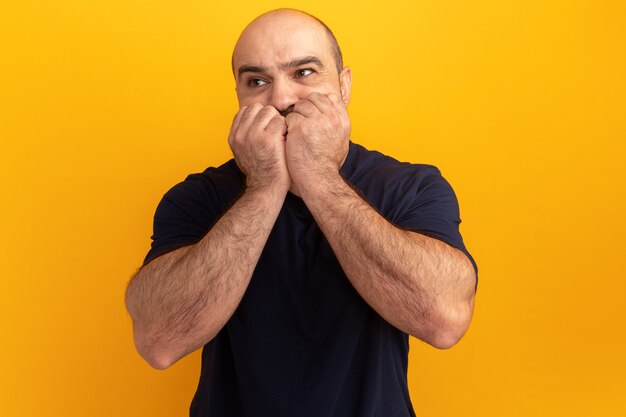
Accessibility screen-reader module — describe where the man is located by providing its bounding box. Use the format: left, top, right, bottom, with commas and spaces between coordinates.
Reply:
126, 8, 477, 417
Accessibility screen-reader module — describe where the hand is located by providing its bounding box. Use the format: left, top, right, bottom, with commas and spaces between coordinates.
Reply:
228, 103, 290, 192
284, 92, 351, 191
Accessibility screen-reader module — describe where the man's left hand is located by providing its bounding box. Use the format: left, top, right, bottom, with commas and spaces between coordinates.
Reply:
284, 92, 351, 193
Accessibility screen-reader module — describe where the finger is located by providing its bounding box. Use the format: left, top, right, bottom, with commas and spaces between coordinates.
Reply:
285, 111, 305, 127
228, 106, 248, 146
292, 98, 318, 118
305, 92, 335, 114
326, 92, 347, 112
266, 114, 287, 136
252, 106, 281, 132
238, 103, 264, 136
232, 106, 247, 128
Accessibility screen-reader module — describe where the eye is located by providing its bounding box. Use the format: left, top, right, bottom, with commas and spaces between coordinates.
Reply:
295, 68, 314, 78
247, 78, 268, 87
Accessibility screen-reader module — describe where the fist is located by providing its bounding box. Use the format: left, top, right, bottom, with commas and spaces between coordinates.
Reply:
228, 103, 290, 192
284, 92, 351, 189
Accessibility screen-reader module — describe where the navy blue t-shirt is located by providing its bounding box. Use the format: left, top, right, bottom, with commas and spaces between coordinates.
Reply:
144, 142, 476, 417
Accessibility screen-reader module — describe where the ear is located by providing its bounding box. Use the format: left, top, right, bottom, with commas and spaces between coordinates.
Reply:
339, 67, 352, 106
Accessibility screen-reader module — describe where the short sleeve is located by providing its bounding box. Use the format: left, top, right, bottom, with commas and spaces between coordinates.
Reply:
143, 169, 243, 265
396, 172, 478, 275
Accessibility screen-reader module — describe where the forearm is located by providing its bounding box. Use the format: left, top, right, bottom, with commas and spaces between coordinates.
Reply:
299, 173, 476, 348
125, 184, 287, 369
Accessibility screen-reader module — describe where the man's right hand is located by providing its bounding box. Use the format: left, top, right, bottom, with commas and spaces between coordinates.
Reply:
128, 107, 293, 370
228, 104, 290, 192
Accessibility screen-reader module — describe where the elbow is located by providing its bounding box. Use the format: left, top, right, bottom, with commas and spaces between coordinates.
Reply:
421, 298, 475, 350
125, 272, 178, 370
133, 330, 178, 370
142, 352, 175, 371
130, 318, 219, 371
427, 324, 467, 350
142, 351, 176, 371
428, 265, 477, 349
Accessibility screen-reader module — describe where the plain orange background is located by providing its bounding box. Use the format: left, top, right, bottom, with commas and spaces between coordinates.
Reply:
1, 1, 625, 416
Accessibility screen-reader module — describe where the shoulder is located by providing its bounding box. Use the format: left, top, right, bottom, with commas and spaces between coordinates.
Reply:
342, 142, 452, 212
143, 159, 244, 265
152, 158, 245, 238
343, 143, 476, 273
162, 159, 244, 209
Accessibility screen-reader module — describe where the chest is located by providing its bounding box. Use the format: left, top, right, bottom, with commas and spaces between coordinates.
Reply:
232, 196, 363, 339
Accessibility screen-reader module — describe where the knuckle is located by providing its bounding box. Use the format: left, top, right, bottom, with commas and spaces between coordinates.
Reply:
263, 105, 278, 114
234, 126, 247, 142
269, 116, 285, 130
242, 104, 261, 120
258, 106, 276, 119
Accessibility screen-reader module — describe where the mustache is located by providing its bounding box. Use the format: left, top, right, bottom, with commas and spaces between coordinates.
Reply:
279, 105, 295, 117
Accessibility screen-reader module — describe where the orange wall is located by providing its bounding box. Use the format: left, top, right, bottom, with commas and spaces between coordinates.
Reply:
1, 1, 625, 416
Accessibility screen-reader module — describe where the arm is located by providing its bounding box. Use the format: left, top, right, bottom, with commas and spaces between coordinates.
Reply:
126, 104, 290, 369
299, 175, 475, 348
285, 93, 476, 348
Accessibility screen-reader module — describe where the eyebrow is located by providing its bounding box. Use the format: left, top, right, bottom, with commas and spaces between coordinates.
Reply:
282, 56, 324, 69
237, 56, 324, 78
237, 65, 266, 78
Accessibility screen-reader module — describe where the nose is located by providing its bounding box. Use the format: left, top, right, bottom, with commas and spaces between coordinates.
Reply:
269, 78, 299, 115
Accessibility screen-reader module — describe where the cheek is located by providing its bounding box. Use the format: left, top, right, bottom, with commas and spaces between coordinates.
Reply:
237, 89, 270, 107
310, 78, 342, 96
297, 84, 336, 99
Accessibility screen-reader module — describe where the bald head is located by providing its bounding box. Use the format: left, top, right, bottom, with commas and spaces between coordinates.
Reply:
232, 9, 343, 76
231, 8, 352, 111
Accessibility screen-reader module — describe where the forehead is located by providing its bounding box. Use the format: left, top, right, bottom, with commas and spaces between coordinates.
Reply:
233, 14, 332, 72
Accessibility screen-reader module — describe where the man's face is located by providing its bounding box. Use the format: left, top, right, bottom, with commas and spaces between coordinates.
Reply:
232, 11, 351, 113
